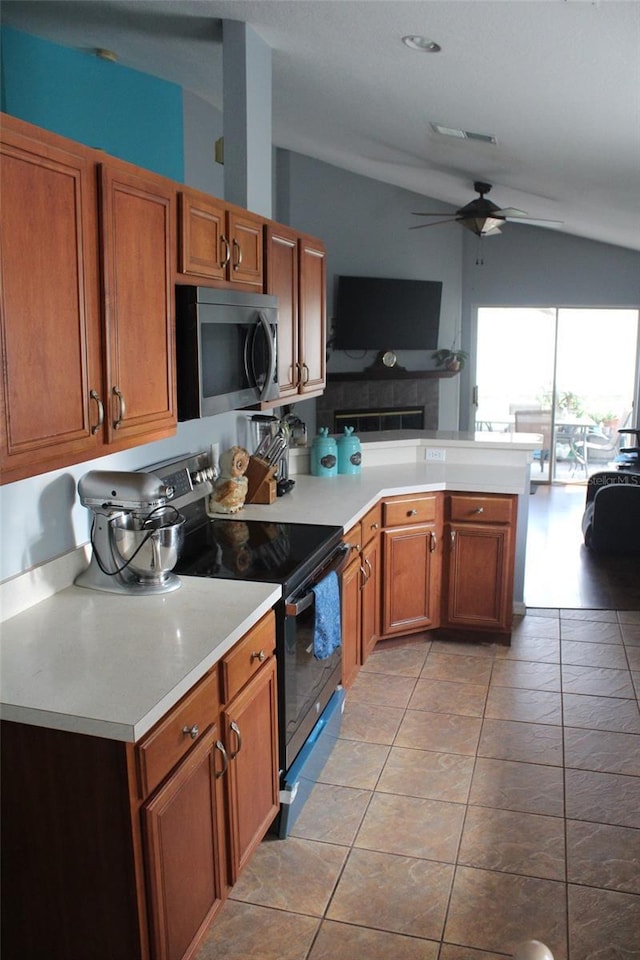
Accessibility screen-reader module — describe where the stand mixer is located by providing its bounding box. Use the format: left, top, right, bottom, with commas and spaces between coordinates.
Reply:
75, 470, 186, 595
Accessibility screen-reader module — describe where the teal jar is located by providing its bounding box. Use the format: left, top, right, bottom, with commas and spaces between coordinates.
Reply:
337, 426, 362, 475
310, 428, 338, 477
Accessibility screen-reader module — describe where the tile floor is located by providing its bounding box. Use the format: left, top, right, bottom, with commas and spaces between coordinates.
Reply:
195, 609, 640, 960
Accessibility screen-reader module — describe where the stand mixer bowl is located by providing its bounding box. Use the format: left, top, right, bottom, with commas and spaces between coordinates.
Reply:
112, 507, 185, 584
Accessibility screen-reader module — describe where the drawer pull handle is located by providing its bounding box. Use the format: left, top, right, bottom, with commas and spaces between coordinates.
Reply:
359, 563, 367, 588
473, 506, 485, 514
351, 543, 361, 553
408, 509, 418, 516
251, 649, 266, 663
450, 530, 457, 549
430, 531, 438, 552
215, 740, 229, 779
230, 720, 243, 759
371, 522, 379, 531
182, 724, 200, 740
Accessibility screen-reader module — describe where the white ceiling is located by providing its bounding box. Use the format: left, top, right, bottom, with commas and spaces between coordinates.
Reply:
3, 0, 640, 251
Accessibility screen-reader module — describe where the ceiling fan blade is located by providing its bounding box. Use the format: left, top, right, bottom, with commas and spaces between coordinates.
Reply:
493, 206, 529, 218
494, 206, 564, 225
412, 212, 454, 217
409, 218, 457, 230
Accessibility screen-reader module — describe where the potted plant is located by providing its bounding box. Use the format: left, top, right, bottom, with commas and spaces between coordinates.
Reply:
431, 347, 469, 372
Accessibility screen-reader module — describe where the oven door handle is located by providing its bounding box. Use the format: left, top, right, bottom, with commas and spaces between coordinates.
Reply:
284, 542, 350, 616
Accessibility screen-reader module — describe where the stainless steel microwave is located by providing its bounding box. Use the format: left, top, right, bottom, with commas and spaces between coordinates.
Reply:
176, 287, 279, 420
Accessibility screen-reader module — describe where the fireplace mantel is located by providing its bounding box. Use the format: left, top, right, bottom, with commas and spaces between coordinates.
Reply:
327, 369, 457, 382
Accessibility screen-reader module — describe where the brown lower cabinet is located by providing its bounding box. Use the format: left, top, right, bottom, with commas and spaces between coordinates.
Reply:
381, 493, 442, 636
378, 490, 517, 641
341, 503, 382, 687
342, 489, 517, 684
0, 611, 278, 960
442, 493, 516, 632
143, 725, 226, 960
220, 656, 279, 884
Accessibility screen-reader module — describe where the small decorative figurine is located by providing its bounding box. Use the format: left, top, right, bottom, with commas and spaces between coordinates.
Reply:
207, 446, 250, 514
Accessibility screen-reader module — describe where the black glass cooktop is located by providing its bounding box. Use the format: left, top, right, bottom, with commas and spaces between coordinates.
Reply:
173, 506, 342, 591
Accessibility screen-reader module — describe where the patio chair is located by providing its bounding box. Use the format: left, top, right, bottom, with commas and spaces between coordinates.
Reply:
514, 409, 552, 472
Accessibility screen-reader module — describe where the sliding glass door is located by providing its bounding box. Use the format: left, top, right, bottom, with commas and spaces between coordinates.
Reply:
474, 307, 639, 483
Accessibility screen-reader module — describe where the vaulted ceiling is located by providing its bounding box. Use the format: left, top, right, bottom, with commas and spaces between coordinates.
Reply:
3, 0, 639, 251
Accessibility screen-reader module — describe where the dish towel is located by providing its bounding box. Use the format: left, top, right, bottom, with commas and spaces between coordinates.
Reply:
311, 570, 342, 660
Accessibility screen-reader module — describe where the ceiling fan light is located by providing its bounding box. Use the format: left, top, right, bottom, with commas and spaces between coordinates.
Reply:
460, 216, 503, 237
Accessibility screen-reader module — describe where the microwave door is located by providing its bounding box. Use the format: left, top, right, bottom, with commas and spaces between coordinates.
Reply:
244, 312, 277, 400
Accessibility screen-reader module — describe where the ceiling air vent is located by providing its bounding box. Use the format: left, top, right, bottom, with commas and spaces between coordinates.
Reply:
430, 123, 497, 145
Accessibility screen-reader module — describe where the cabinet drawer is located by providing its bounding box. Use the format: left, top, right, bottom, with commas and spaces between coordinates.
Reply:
383, 494, 437, 527
343, 521, 363, 555
221, 610, 276, 704
138, 668, 219, 798
360, 503, 382, 544
448, 494, 514, 525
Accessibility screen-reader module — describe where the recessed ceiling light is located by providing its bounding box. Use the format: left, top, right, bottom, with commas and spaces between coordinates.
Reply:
402, 35, 441, 53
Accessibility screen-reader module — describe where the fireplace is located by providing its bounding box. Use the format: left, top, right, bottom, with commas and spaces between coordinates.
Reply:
335, 407, 424, 433
317, 375, 439, 433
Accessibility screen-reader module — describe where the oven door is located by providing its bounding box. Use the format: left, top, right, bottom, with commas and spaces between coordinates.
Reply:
281, 542, 350, 771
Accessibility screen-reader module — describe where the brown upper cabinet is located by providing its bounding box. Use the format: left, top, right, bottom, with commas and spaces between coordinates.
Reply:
177, 188, 263, 290
99, 159, 177, 446
264, 223, 326, 401
1, 114, 328, 484
1, 116, 103, 481
0, 114, 177, 484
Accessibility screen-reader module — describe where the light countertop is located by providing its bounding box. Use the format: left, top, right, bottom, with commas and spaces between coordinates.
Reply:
0, 578, 279, 742
238, 460, 531, 527
1, 437, 536, 744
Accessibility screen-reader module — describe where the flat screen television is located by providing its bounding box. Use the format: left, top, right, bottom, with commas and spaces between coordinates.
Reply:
334, 275, 442, 350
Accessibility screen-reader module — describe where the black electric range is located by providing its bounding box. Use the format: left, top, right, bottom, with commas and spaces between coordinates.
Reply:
173, 499, 343, 596
146, 452, 348, 803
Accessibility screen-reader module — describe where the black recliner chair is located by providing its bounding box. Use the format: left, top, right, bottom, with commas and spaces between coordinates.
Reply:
582, 429, 640, 554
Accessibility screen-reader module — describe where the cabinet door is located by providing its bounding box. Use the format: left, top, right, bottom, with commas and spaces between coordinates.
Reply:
0, 120, 102, 482
143, 725, 225, 960
264, 224, 299, 399
99, 163, 177, 445
444, 523, 514, 631
178, 190, 227, 281
222, 656, 279, 884
341, 553, 363, 688
382, 524, 440, 636
228, 209, 263, 289
298, 237, 326, 395
361, 535, 381, 662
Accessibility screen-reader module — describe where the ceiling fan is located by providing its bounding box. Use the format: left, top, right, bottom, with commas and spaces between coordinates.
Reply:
411, 181, 562, 237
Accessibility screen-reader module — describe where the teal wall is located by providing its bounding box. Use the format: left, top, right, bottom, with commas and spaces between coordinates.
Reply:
0, 26, 183, 180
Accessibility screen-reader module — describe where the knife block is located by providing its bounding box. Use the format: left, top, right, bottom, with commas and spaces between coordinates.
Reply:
245, 456, 277, 504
